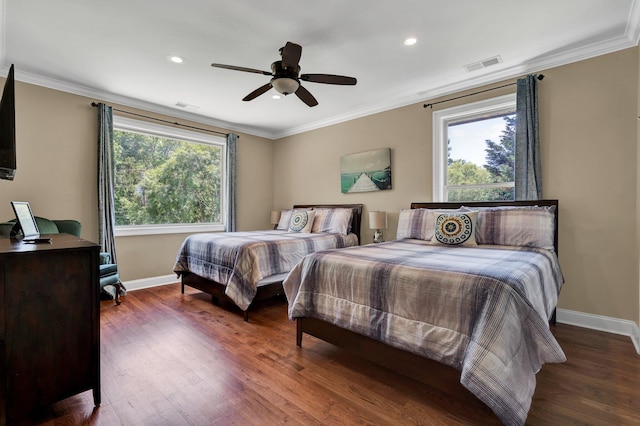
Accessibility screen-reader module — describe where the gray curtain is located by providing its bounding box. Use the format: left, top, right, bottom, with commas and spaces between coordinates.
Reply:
97, 103, 118, 262
515, 75, 542, 200
226, 133, 238, 232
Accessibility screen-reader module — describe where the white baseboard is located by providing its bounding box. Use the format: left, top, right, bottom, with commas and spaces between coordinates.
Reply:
120, 277, 640, 356
123, 274, 179, 291
557, 308, 640, 355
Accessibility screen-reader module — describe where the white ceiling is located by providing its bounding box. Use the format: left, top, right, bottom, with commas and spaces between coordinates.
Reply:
2, 0, 639, 139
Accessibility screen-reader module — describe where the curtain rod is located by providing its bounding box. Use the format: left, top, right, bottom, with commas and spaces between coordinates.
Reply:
90, 102, 232, 137
423, 74, 544, 109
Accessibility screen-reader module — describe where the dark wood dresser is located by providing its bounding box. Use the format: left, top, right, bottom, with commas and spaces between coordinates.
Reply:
0, 233, 100, 424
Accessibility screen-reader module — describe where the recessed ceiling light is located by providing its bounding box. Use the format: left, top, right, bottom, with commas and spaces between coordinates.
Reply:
167, 55, 184, 64
404, 38, 417, 46
272, 94, 281, 100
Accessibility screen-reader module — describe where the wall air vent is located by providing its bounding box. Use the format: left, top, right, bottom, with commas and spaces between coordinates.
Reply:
463, 55, 503, 72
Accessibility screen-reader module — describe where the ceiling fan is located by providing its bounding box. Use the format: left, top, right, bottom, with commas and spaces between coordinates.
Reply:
211, 42, 357, 107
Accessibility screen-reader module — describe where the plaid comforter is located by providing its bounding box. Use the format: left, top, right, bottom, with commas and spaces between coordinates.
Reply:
173, 230, 358, 310
284, 239, 566, 426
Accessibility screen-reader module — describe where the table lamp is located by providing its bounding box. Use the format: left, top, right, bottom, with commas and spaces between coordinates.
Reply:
270, 210, 281, 229
369, 211, 387, 243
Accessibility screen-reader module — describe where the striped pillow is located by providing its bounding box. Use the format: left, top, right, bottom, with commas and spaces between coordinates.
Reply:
311, 208, 353, 235
475, 206, 556, 250
396, 208, 466, 241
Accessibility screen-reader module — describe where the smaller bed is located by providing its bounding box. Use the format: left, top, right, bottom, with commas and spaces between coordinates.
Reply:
173, 203, 362, 321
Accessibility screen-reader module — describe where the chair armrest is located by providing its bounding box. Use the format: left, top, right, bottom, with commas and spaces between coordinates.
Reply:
0, 221, 15, 237
100, 252, 112, 265
53, 219, 82, 237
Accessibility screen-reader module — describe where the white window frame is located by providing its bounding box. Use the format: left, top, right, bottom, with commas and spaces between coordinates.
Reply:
432, 93, 516, 202
113, 116, 227, 237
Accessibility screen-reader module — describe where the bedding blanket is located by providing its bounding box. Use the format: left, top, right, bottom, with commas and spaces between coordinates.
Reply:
173, 230, 358, 310
284, 239, 566, 426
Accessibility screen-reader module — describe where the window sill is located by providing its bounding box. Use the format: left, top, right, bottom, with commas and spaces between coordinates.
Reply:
114, 223, 226, 237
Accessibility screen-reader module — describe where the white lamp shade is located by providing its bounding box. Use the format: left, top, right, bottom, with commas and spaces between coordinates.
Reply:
271, 77, 300, 95
369, 211, 387, 229
270, 210, 281, 224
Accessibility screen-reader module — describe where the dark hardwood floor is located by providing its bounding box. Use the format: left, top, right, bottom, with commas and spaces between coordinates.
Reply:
26, 283, 640, 425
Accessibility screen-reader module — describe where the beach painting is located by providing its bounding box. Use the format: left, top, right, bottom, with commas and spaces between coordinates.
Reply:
340, 148, 392, 193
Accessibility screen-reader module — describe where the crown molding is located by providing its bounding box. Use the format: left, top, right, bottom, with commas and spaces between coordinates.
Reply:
628, 0, 640, 44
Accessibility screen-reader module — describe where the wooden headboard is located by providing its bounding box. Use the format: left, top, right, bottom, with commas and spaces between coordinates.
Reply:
293, 203, 364, 243
410, 199, 559, 253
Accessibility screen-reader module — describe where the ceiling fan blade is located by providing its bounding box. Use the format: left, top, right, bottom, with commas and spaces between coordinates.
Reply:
281, 42, 302, 69
242, 83, 273, 101
295, 85, 318, 107
211, 63, 272, 76
300, 74, 357, 85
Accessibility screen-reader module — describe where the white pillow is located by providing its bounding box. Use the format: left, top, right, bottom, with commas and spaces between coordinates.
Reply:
276, 209, 293, 230
288, 210, 315, 233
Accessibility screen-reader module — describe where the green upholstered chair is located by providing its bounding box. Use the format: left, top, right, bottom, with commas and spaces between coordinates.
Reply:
0, 216, 82, 239
98, 251, 125, 304
0, 217, 125, 304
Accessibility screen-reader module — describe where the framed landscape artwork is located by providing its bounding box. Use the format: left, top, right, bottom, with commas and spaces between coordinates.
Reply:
340, 148, 392, 193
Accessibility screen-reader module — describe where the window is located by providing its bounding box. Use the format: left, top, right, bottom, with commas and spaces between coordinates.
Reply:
433, 93, 516, 202
113, 116, 226, 236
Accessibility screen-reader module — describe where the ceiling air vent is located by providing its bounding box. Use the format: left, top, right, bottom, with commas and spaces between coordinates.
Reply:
175, 101, 200, 110
463, 55, 503, 72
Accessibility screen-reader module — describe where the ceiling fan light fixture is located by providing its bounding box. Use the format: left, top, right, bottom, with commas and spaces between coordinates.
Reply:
211, 42, 356, 106
271, 77, 299, 95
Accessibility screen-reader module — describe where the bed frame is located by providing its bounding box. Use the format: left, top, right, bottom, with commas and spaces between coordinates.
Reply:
296, 199, 559, 387
180, 203, 363, 321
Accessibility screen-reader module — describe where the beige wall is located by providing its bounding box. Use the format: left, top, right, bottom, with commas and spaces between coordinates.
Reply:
540, 49, 638, 323
274, 47, 640, 323
274, 104, 435, 241
0, 82, 275, 282
0, 84, 98, 235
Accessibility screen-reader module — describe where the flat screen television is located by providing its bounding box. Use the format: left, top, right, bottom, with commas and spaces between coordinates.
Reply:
0, 64, 16, 180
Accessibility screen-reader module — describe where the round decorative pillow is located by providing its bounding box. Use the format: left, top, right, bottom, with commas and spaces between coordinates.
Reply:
288, 210, 315, 233
432, 211, 477, 246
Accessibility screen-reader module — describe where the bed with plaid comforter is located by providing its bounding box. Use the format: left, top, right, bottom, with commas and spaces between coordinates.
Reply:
173, 230, 358, 310
284, 239, 565, 426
